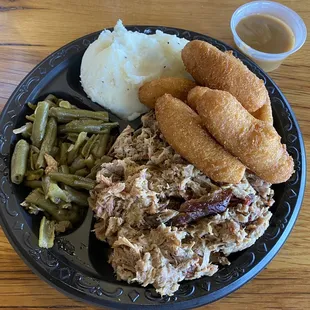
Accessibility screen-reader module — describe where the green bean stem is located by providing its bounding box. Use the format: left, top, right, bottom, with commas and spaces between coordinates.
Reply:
45, 94, 58, 103
26, 114, 35, 122
13, 122, 33, 139
27, 102, 37, 110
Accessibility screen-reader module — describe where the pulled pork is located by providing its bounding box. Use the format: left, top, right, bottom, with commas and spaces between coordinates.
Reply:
90, 111, 274, 296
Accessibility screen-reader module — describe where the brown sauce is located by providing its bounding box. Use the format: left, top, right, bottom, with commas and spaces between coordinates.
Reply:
236, 14, 295, 54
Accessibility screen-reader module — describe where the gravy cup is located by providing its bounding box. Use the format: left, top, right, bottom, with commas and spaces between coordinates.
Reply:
230, 1, 307, 72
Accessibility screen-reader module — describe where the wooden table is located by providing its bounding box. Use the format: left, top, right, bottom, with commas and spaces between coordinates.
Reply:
0, 1, 309, 309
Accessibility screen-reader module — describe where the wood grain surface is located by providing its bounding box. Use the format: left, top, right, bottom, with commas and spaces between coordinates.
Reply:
0, 0, 309, 309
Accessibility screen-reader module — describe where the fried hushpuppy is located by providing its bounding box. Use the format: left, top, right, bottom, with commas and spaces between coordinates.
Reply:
139, 77, 196, 108
155, 94, 245, 184
187, 86, 273, 125
182, 40, 269, 112
251, 100, 273, 124
189, 87, 294, 184
187, 86, 207, 111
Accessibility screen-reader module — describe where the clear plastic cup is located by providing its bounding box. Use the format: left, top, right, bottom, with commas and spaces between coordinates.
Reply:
231, 1, 307, 72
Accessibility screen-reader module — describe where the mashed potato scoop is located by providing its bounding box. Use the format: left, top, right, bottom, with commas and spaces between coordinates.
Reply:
80, 20, 190, 121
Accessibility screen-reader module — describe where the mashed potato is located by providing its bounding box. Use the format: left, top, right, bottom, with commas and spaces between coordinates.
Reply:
80, 20, 190, 120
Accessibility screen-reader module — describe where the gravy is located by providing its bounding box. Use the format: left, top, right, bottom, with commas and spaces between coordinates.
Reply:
236, 14, 295, 54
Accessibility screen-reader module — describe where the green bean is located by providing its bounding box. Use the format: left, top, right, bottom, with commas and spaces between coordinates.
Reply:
69, 156, 86, 173
43, 95, 58, 108
27, 102, 37, 110
50, 146, 59, 158
59, 142, 70, 165
75, 168, 89, 177
92, 130, 110, 158
42, 176, 70, 204
24, 180, 42, 189
49, 172, 95, 190
85, 154, 95, 169
94, 155, 113, 166
20, 200, 42, 215
102, 155, 113, 162
31, 145, 40, 153
58, 100, 77, 109
57, 99, 64, 105
36, 117, 57, 169
13, 122, 33, 138
31, 101, 50, 147
63, 185, 89, 207
59, 203, 83, 223
66, 133, 79, 143
26, 114, 35, 122
25, 189, 81, 222
27, 146, 38, 172
59, 201, 72, 209
107, 135, 116, 153
29, 148, 35, 170
45, 94, 58, 103
86, 163, 102, 180
49, 107, 109, 123
81, 134, 99, 158
57, 164, 70, 190
25, 189, 58, 217
67, 132, 87, 165
25, 169, 44, 181
38, 216, 55, 249
59, 165, 70, 174
44, 154, 58, 174
28, 146, 39, 171
45, 100, 57, 108
32, 154, 39, 171
58, 120, 117, 134
11, 139, 30, 184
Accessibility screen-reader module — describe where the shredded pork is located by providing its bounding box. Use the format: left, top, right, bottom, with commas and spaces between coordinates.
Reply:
90, 111, 274, 296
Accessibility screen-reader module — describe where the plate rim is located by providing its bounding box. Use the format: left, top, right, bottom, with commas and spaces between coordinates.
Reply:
0, 25, 306, 310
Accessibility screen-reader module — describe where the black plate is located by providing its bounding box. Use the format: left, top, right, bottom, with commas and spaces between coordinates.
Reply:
0, 26, 306, 309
